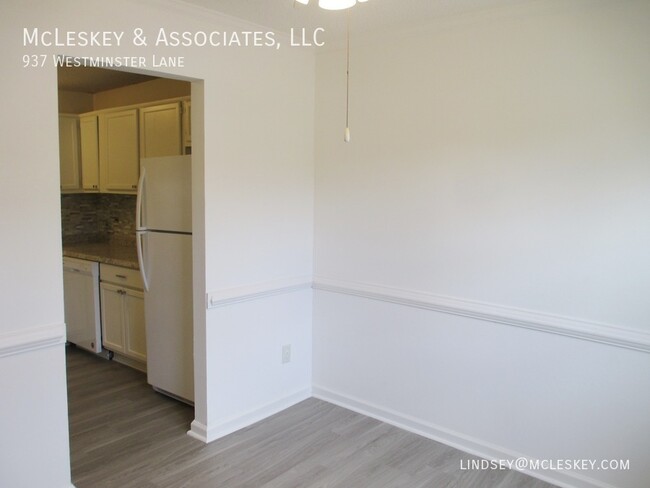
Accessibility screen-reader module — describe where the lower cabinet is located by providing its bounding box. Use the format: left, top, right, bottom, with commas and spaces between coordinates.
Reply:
100, 264, 146, 365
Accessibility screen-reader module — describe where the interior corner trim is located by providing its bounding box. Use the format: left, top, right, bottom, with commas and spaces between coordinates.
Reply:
0, 323, 67, 359
312, 277, 650, 354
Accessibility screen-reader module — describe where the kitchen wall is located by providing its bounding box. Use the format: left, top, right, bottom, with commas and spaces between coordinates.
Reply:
58, 78, 189, 113
313, 1, 650, 488
60, 193, 136, 245
93, 78, 190, 110
58, 90, 93, 114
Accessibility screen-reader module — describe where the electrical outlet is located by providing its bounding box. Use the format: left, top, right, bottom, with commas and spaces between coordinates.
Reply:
282, 344, 291, 364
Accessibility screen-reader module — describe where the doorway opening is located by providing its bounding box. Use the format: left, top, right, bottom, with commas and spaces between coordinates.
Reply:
57, 64, 206, 480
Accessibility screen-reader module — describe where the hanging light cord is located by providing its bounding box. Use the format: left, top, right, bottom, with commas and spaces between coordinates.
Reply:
344, 11, 351, 142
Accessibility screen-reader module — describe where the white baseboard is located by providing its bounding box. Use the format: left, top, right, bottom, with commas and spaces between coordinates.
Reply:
312, 385, 618, 488
111, 352, 147, 373
0, 323, 66, 359
187, 387, 312, 443
187, 420, 210, 443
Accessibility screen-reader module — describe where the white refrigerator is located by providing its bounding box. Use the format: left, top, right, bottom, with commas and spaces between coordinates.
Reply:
136, 155, 194, 403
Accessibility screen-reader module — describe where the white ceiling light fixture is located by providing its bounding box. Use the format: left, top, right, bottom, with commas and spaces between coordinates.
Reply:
319, 0, 356, 10
294, 0, 368, 11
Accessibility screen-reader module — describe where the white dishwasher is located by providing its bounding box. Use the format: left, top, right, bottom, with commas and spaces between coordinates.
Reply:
63, 257, 102, 353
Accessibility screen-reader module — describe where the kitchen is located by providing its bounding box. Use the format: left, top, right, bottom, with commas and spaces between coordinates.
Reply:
59, 65, 194, 403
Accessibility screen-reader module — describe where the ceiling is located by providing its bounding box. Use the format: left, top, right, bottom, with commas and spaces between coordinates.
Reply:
57, 67, 158, 93
179, 0, 525, 43
57, 0, 524, 93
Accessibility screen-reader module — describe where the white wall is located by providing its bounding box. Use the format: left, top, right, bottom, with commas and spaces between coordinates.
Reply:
313, 1, 650, 487
197, 1, 314, 438
1, 0, 313, 485
0, 346, 72, 488
1, 2, 72, 485
199, 289, 313, 441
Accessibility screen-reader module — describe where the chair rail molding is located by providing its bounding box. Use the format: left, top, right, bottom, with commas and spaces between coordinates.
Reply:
0, 323, 67, 358
206, 275, 312, 309
312, 277, 650, 354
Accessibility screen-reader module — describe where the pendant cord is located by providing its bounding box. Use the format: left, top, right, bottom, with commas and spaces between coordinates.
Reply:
345, 10, 351, 141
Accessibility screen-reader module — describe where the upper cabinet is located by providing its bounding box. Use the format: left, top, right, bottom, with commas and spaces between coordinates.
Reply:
59, 97, 190, 194
59, 114, 81, 192
99, 109, 140, 193
182, 100, 191, 154
140, 102, 182, 158
79, 115, 100, 191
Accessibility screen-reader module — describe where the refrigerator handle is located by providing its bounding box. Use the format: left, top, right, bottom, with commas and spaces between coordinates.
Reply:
136, 167, 146, 231
136, 231, 150, 292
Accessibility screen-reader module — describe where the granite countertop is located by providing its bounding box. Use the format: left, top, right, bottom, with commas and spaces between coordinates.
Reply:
63, 241, 139, 270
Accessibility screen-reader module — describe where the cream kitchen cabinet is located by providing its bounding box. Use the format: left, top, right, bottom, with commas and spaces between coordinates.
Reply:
58, 114, 81, 192
182, 100, 191, 154
139, 102, 182, 158
99, 109, 139, 193
79, 115, 100, 191
100, 264, 146, 366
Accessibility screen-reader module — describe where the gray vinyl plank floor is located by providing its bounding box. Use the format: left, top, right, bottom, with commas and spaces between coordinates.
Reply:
66, 346, 556, 488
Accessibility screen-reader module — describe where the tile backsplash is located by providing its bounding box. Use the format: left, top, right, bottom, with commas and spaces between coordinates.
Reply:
61, 193, 136, 245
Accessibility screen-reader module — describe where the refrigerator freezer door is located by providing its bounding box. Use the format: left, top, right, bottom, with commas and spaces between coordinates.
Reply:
140, 156, 192, 233
143, 231, 194, 402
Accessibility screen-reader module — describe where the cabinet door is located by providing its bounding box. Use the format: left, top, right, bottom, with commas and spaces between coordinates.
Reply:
99, 109, 139, 193
182, 100, 191, 154
124, 288, 146, 362
139, 103, 182, 158
80, 115, 100, 191
100, 282, 125, 353
59, 115, 81, 192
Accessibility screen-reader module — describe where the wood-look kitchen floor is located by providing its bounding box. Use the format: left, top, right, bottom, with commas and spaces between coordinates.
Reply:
67, 346, 556, 488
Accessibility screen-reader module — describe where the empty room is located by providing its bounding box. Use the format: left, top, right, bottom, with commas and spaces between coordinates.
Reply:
1, 1, 648, 488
